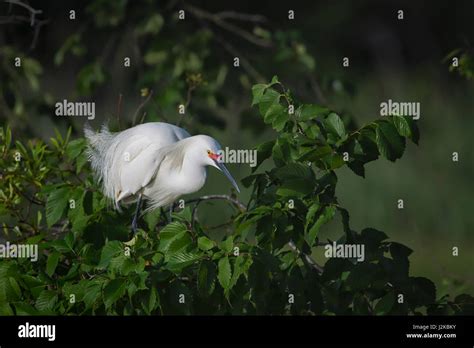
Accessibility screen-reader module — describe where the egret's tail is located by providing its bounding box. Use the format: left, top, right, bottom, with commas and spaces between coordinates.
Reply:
84, 123, 119, 208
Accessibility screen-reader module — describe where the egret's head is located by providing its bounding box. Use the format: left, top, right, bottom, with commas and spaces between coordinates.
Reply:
192, 135, 240, 193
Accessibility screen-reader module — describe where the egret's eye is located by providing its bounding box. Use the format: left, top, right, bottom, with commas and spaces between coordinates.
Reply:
207, 150, 211, 155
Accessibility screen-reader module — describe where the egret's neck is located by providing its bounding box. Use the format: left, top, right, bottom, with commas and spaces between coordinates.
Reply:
177, 148, 207, 194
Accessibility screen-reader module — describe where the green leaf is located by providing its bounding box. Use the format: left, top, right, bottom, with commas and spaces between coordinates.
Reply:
46, 186, 70, 227
346, 263, 379, 291
9, 277, 21, 298
0, 263, 17, 302
296, 104, 329, 121
258, 88, 281, 116
98, 241, 123, 269
66, 138, 86, 160
141, 287, 159, 314
272, 135, 291, 167
375, 121, 406, 161
324, 113, 346, 138
276, 178, 312, 197
390, 242, 413, 260
391, 115, 420, 144
305, 202, 320, 231
263, 103, 285, 124
136, 14, 164, 36
220, 236, 234, 253
230, 255, 253, 288
252, 140, 275, 172
35, 290, 58, 312
305, 205, 336, 246
409, 277, 436, 306
198, 236, 215, 251
83, 280, 104, 309
104, 278, 127, 309
166, 251, 201, 273
158, 222, 188, 252
251, 84, 267, 106
165, 233, 192, 255
198, 260, 217, 298
46, 251, 60, 277
218, 256, 232, 294
298, 145, 333, 162
274, 163, 314, 182
375, 291, 395, 315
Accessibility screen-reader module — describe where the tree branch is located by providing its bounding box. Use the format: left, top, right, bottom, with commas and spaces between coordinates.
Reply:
184, 4, 272, 48
1, 0, 48, 50
288, 240, 324, 275
132, 89, 154, 126
214, 11, 267, 23
4, 0, 42, 25
185, 194, 324, 274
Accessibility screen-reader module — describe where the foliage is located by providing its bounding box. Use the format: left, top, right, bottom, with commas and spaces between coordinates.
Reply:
0, 77, 473, 315
445, 48, 474, 80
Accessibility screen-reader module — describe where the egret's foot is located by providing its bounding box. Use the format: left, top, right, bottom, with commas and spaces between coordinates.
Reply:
131, 194, 143, 236
131, 216, 138, 235
168, 203, 175, 223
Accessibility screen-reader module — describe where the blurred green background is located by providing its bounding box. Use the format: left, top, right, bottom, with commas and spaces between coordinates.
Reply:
1, 0, 472, 296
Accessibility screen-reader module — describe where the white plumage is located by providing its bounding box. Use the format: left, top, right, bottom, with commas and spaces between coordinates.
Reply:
85, 122, 240, 214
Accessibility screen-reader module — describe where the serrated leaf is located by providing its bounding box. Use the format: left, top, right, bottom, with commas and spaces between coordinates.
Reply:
103, 278, 127, 309
98, 241, 123, 269
220, 236, 234, 253
375, 121, 406, 161
46, 251, 60, 277
46, 186, 70, 227
258, 88, 281, 116
251, 84, 267, 106
218, 256, 232, 294
35, 290, 58, 312
324, 113, 346, 138
158, 222, 188, 252
198, 236, 215, 251
83, 281, 103, 309
198, 260, 216, 297
375, 291, 395, 315
296, 104, 329, 121
391, 115, 420, 145
66, 138, 86, 160
305, 205, 336, 246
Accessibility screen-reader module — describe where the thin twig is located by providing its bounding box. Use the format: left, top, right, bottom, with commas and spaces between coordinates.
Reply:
176, 85, 195, 127
215, 11, 267, 23
185, 194, 324, 274
4, 0, 42, 25
213, 33, 265, 82
185, 4, 272, 48
288, 240, 324, 275
132, 90, 154, 126
1, 0, 48, 50
187, 194, 246, 211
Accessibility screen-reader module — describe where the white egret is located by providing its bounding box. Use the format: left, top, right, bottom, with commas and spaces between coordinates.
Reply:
84, 122, 240, 233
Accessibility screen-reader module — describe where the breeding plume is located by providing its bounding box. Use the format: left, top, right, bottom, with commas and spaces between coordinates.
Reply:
85, 122, 240, 233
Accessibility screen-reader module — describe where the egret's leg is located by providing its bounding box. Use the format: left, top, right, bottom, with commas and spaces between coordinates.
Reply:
168, 203, 174, 223
131, 194, 143, 234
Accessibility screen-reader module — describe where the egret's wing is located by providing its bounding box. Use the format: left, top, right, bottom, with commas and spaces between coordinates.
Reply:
93, 122, 192, 207
116, 142, 166, 202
